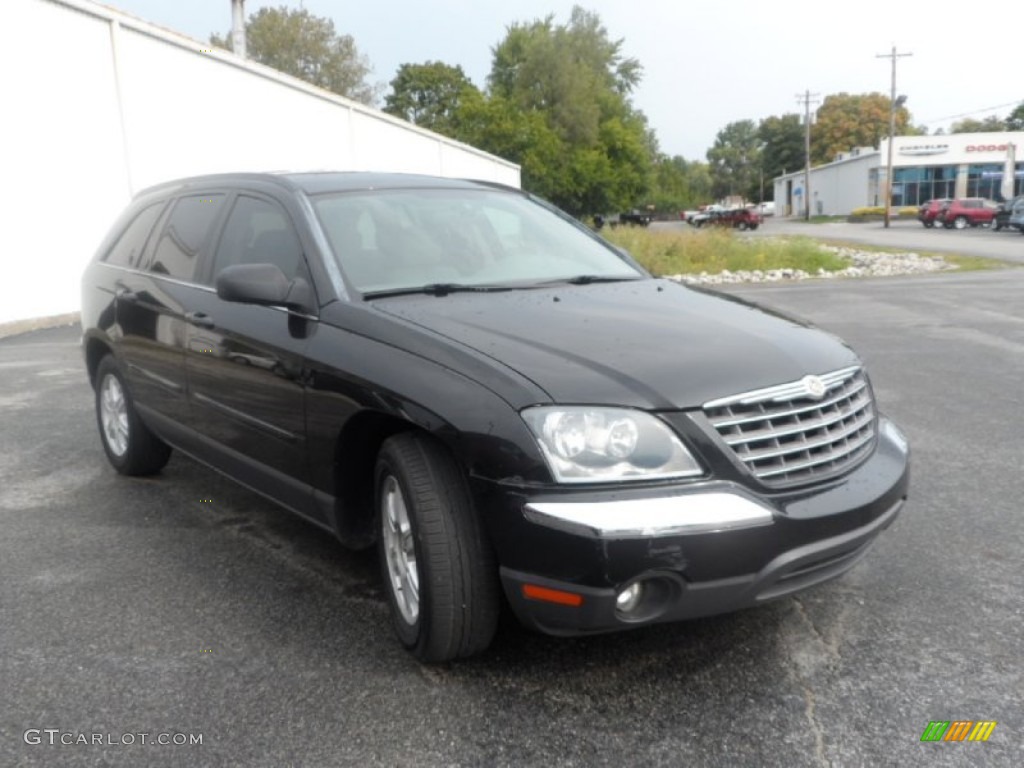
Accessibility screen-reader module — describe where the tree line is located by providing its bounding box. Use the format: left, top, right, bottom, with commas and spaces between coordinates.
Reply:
213, 5, 1024, 216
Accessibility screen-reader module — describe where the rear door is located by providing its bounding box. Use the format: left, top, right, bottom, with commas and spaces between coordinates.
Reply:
117, 193, 228, 431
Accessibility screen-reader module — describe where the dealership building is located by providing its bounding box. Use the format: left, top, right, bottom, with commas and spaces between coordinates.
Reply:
773, 132, 1024, 216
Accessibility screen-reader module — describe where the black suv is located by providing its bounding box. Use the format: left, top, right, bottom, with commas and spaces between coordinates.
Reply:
993, 195, 1024, 231
81, 172, 910, 661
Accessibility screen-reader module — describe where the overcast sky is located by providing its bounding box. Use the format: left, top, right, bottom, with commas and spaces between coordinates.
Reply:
103, 0, 1023, 160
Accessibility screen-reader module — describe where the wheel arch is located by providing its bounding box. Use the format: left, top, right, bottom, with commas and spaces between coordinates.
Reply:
331, 409, 469, 550
84, 335, 114, 388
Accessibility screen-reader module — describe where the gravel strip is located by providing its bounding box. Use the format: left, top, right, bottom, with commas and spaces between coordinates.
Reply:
667, 245, 955, 285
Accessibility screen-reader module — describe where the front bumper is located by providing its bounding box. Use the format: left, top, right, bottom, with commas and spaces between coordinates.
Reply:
481, 417, 910, 636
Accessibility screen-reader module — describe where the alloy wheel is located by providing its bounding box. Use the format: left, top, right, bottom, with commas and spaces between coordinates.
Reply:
99, 373, 129, 457
381, 475, 419, 625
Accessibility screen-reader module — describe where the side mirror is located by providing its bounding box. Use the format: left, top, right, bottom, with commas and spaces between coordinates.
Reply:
216, 264, 313, 313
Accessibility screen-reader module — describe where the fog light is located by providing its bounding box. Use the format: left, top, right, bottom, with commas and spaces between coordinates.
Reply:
615, 582, 644, 614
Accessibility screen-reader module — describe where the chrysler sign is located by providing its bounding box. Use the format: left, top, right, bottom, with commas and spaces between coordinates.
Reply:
899, 143, 949, 156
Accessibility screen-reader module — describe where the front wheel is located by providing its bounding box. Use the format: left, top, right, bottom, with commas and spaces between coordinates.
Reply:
736, 221, 749, 231
94, 356, 171, 475
376, 433, 500, 662
922, 221, 934, 228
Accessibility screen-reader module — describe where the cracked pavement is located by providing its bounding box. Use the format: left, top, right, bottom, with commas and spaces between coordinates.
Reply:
2, 268, 1022, 766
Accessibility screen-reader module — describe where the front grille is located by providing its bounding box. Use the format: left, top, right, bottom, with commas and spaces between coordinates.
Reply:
703, 366, 876, 487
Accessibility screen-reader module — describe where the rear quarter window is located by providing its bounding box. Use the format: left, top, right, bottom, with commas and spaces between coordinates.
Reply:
103, 202, 165, 268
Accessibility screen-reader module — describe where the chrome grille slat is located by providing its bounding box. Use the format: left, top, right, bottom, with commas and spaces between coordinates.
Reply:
705, 365, 861, 408
704, 367, 877, 487
754, 431, 876, 478
720, 389, 872, 444
712, 379, 869, 428
732, 407, 875, 461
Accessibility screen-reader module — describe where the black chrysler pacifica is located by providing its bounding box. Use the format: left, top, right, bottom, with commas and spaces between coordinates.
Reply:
81, 172, 910, 662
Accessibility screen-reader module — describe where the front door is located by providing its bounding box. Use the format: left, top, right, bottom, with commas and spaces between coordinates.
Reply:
183, 194, 319, 520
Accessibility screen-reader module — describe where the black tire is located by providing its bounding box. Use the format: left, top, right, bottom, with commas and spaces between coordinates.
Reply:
923, 221, 934, 228
736, 221, 749, 231
748, 223, 759, 231
376, 433, 500, 662
94, 355, 171, 475
953, 215, 968, 230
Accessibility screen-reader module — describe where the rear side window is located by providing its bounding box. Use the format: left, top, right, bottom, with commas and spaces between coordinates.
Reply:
210, 196, 305, 281
103, 202, 164, 268
149, 194, 226, 281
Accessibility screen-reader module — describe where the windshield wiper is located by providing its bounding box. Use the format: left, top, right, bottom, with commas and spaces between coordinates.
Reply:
362, 282, 514, 300
537, 274, 645, 286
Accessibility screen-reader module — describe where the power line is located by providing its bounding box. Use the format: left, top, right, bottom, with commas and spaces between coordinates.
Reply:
919, 100, 1024, 125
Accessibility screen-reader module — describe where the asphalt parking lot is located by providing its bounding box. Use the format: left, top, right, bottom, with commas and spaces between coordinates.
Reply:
2, 268, 1022, 766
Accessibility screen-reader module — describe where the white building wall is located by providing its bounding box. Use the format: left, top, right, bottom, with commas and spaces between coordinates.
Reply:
812, 155, 876, 216
0, 0, 520, 327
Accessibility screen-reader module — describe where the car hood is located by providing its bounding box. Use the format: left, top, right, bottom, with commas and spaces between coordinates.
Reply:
371, 279, 859, 409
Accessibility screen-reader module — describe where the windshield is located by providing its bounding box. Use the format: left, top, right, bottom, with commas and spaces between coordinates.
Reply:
310, 188, 644, 295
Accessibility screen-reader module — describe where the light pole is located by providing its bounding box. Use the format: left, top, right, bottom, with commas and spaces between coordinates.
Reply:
877, 46, 912, 227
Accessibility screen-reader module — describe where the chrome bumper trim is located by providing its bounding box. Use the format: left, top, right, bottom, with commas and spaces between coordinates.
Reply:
523, 492, 775, 539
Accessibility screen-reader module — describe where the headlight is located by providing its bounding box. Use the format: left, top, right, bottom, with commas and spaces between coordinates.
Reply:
521, 406, 703, 483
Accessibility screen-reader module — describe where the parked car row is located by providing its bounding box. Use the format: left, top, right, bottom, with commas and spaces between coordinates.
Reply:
686, 206, 763, 230
917, 197, 1024, 232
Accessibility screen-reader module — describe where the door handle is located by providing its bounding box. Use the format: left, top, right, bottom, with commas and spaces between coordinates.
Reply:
185, 311, 215, 329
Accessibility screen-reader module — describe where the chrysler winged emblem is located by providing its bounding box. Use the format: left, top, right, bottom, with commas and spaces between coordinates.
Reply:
801, 375, 827, 399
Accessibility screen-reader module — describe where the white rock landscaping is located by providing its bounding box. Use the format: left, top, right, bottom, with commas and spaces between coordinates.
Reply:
667, 245, 955, 285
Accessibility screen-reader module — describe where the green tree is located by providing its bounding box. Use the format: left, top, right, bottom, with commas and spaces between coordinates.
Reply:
484, 6, 651, 214
758, 114, 804, 199
211, 6, 379, 104
949, 115, 1007, 133
383, 62, 481, 135
648, 155, 712, 212
1006, 102, 1024, 131
707, 120, 762, 200
810, 93, 913, 164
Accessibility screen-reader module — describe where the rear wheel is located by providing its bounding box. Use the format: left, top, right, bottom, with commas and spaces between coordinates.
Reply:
95, 356, 171, 475
736, 221, 749, 231
922, 221, 934, 228
376, 433, 499, 662
952, 215, 968, 230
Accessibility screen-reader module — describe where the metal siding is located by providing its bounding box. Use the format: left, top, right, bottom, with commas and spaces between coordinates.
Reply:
1, 0, 520, 325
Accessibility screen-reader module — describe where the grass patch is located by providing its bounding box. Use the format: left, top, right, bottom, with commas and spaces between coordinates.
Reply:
815, 239, 1013, 272
603, 227, 848, 276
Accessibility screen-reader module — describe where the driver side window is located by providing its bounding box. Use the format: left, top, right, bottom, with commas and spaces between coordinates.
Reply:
212, 196, 306, 281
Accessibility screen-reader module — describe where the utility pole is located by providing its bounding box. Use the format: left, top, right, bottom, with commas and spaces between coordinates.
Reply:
876, 46, 912, 227
231, 0, 247, 58
796, 90, 819, 221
